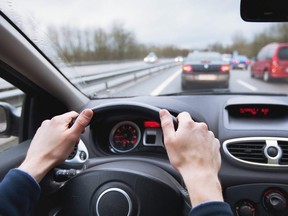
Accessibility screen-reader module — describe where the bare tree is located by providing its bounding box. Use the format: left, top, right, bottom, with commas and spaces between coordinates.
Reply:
110, 22, 136, 59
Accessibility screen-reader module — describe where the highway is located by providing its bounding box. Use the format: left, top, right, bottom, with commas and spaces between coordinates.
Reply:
2, 61, 287, 99
96, 66, 288, 97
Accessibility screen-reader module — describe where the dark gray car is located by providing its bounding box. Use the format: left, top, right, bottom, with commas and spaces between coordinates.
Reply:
181, 51, 230, 90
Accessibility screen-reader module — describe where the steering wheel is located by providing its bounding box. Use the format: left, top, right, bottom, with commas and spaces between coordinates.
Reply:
39, 102, 190, 216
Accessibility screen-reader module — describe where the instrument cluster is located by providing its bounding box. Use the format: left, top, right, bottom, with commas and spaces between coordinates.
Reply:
93, 118, 165, 154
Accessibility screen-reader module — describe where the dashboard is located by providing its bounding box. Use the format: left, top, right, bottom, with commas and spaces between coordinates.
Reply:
84, 94, 288, 216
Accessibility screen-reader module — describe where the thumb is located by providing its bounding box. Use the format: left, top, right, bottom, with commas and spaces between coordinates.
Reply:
159, 109, 175, 142
71, 109, 93, 134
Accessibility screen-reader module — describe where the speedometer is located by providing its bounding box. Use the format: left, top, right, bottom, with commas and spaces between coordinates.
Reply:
109, 121, 141, 153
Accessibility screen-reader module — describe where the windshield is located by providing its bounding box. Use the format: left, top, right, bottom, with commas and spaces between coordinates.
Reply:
1, 0, 288, 97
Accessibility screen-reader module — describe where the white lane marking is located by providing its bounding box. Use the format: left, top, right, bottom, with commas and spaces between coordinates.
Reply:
237, 80, 258, 91
150, 70, 182, 96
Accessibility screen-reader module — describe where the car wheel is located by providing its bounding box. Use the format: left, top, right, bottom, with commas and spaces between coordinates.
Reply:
263, 70, 271, 82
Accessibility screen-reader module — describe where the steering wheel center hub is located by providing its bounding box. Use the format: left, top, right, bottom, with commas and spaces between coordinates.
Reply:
96, 187, 132, 216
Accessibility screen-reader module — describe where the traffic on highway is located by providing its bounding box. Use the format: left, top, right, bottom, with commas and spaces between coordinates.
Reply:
2, 60, 288, 104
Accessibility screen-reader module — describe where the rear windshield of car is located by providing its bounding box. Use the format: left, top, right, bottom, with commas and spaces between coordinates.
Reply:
187, 53, 222, 61
278, 47, 288, 60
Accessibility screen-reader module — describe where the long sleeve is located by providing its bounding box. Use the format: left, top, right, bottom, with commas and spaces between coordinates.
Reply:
189, 201, 234, 216
0, 169, 41, 216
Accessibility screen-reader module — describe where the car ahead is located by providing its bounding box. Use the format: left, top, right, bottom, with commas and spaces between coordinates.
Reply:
1, 0, 288, 216
174, 56, 184, 62
250, 43, 288, 82
222, 53, 232, 64
181, 51, 230, 90
144, 52, 158, 63
230, 55, 250, 70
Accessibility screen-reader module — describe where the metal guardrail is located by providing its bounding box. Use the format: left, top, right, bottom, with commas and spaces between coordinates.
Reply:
76, 61, 178, 96
0, 61, 179, 105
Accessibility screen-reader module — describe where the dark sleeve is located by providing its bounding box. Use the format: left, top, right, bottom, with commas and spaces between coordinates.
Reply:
0, 169, 41, 216
189, 201, 234, 216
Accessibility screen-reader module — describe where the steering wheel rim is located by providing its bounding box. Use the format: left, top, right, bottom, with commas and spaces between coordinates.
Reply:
90, 101, 178, 128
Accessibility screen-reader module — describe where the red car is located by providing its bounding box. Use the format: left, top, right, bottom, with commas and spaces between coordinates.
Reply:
251, 43, 288, 82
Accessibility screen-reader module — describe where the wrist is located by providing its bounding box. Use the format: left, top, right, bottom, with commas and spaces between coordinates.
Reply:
180, 169, 224, 206
19, 158, 54, 182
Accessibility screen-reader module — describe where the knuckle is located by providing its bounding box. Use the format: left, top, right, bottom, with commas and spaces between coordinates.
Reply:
198, 122, 208, 130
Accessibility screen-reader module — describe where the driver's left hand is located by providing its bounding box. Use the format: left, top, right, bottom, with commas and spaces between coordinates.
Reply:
19, 109, 93, 182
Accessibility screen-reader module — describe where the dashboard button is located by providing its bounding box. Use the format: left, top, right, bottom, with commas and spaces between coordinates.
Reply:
236, 201, 256, 216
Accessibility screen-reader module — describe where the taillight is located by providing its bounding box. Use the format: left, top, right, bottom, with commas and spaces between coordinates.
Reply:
220, 65, 230, 72
182, 64, 193, 73
272, 55, 279, 66
271, 56, 279, 73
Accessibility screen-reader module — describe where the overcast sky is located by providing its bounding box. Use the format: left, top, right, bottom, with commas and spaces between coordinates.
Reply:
1, 0, 272, 49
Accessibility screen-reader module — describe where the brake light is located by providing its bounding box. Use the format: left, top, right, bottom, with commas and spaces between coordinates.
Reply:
182, 64, 193, 73
220, 65, 230, 72
271, 56, 279, 73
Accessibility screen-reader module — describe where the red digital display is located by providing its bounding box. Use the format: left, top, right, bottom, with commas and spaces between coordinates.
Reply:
239, 107, 270, 116
228, 104, 287, 119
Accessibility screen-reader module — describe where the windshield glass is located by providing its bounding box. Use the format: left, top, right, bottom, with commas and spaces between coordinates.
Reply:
1, 0, 288, 97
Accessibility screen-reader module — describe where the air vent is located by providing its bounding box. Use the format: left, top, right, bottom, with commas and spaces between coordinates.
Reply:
68, 144, 78, 160
278, 141, 288, 165
223, 137, 288, 167
225, 140, 267, 163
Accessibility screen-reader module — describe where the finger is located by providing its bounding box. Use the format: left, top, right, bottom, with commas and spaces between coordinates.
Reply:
160, 109, 175, 141
47, 111, 78, 130
176, 112, 195, 131
71, 109, 93, 134
51, 111, 79, 126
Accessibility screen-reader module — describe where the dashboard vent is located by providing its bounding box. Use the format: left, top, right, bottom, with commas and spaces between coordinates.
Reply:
68, 145, 78, 160
225, 140, 267, 163
223, 137, 288, 167
278, 141, 288, 165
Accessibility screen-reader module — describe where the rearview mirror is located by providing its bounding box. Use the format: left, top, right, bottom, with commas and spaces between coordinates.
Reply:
0, 102, 19, 137
241, 0, 288, 22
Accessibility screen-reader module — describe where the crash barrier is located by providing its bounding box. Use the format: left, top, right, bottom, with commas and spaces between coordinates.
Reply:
0, 61, 179, 106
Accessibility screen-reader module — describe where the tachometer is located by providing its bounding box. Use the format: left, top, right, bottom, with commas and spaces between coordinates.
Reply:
109, 121, 141, 153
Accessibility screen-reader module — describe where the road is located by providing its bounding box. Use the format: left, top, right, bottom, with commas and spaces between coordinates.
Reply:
99, 66, 288, 97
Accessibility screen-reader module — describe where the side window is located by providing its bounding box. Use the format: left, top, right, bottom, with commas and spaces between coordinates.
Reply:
267, 46, 276, 59
0, 78, 24, 152
278, 47, 288, 60
257, 48, 266, 60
